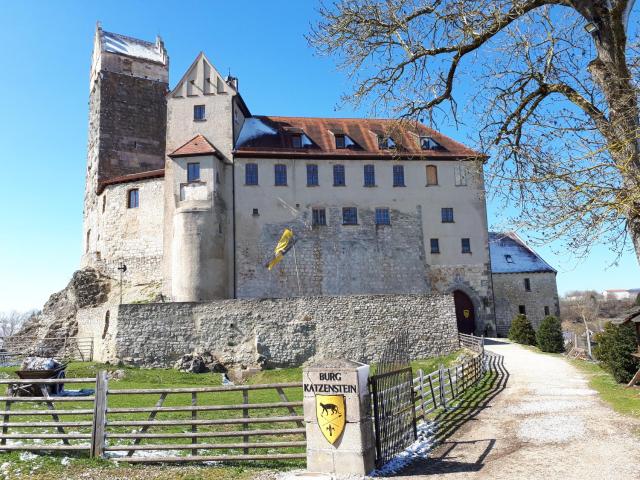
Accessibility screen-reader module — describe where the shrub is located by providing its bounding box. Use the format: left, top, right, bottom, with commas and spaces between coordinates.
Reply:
508, 314, 537, 345
536, 315, 564, 353
635, 292, 640, 306
593, 322, 640, 383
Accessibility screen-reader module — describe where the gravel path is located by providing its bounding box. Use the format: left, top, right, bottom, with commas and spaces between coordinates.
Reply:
397, 340, 640, 480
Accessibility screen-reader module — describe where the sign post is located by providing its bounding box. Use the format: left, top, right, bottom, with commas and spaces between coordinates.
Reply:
302, 359, 375, 475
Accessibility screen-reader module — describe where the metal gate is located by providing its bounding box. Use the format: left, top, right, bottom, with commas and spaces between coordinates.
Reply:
369, 335, 417, 468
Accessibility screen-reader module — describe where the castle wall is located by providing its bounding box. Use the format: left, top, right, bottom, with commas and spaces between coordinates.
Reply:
492, 271, 560, 336
98, 294, 460, 367
83, 178, 164, 297
233, 158, 492, 317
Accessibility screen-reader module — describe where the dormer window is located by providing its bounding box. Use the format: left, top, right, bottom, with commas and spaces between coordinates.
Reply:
333, 133, 358, 149
335, 134, 346, 149
291, 134, 303, 149
505, 254, 514, 263
378, 135, 396, 150
420, 136, 443, 150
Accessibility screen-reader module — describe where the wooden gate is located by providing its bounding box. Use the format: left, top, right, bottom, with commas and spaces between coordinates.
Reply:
369, 335, 417, 468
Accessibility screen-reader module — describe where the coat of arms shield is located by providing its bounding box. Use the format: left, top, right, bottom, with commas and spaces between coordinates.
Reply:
315, 394, 346, 445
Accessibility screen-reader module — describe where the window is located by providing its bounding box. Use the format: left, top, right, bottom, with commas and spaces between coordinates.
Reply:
441, 207, 454, 223
312, 208, 326, 226
524, 278, 531, 291
430, 238, 440, 254
426, 165, 438, 186
216, 171, 220, 184
245, 163, 258, 185
333, 165, 346, 186
252, 208, 259, 216
378, 135, 396, 150
364, 164, 375, 186
420, 136, 443, 150
375, 208, 390, 225
274, 164, 287, 186
291, 134, 302, 149
504, 254, 514, 263
307, 164, 319, 186
544, 306, 550, 316
187, 162, 200, 183
342, 207, 358, 225
102, 195, 106, 213
85, 229, 90, 253
393, 165, 405, 187
194, 105, 205, 121
127, 189, 139, 208
454, 164, 468, 186
519, 305, 526, 315
461, 238, 471, 253
335, 134, 346, 149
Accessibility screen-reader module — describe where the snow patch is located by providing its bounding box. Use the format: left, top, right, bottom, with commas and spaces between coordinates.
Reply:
18, 452, 37, 462
237, 118, 278, 146
370, 421, 437, 477
102, 31, 164, 63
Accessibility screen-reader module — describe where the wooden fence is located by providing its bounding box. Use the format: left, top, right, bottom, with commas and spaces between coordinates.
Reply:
0, 337, 94, 365
414, 334, 486, 420
0, 374, 305, 463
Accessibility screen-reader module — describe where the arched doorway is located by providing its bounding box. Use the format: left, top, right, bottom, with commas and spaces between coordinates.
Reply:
453, 290, 475, 334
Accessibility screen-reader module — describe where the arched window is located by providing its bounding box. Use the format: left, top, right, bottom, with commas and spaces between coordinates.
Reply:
426, 165, 438, 186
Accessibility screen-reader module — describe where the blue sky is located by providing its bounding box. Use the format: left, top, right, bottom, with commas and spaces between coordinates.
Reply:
0, 1, 638, 312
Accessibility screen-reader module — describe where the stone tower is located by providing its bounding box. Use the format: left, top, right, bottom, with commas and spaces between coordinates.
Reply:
82, 24, 169, 270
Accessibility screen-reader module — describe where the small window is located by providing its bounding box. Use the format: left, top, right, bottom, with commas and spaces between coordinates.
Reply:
252, 208, 259, 216
333, 165, 346, 186
274, 164, 287, 186
375, 208, 390, 225
420, 136, 443, 150
504, 254, 513, 263
85, 229, 91, 253
364, 164, 375, 186
519, 305, 526, 315
194, 105, 206, 121
524, 278, 531, 291
378, 135, 396, 150
127, 189, 139, 208
342, 207, 358, 225
544, 306, 550, 316
335, 134, 346, 149
312, 208, 326, 226
393, 165, 405, 187
430, 238, 440, 254
426, 165, 438, 186
187, 162, 200, 183
291, 134, 302, 149
245, 163, 258, 185
307, 164, 319, 186
454, 164, 468, 186
102, 195, 106, 213
441, 207, 454, 223
461, 238, 471, 253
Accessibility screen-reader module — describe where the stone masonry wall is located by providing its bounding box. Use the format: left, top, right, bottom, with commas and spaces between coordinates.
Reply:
492, 271, 560, 336
108, 294, 459, 368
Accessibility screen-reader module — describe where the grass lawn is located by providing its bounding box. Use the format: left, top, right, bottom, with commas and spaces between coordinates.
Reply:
0, 350, 466, 479
568, 359, 640, 421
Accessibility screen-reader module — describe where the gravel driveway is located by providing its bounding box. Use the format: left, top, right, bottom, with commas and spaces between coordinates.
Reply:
397, 340, 640, 480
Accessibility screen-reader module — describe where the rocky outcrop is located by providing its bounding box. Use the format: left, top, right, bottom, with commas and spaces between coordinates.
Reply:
173, 352, 228, 374
15, 268, 110, 355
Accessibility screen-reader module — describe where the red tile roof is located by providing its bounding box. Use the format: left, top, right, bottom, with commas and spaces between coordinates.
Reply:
97, 169, 164, 194
234, 116, 483, 160
169, 134, 224, 159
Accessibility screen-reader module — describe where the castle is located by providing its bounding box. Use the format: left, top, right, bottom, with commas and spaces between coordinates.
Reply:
82, 26, 498, 336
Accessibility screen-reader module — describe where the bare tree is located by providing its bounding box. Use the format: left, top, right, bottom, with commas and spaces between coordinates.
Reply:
310, 0, 640, 261
0, 311, 37, 338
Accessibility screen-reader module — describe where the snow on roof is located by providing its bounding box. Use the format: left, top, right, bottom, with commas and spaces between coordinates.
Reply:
101, 30, 166, 64
489, 232, 556, 274
237, 117, 279, 146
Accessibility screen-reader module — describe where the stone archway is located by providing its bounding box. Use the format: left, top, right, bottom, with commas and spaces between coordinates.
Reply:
453, 290, 476, 334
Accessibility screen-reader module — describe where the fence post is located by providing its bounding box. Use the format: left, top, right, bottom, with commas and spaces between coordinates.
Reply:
418, 369, 425, 421
439, 364, 447, 410
91, 370, 108, 458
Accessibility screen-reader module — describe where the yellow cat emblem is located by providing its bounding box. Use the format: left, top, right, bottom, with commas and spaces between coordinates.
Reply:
463, 309, 470, 319
315, 395, 346, 445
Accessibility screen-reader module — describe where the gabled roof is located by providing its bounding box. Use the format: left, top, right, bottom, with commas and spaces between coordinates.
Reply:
234, 116, 482, 160
169, 134, 224, 159
489, 232, 557, 274
170, 52, 237, 98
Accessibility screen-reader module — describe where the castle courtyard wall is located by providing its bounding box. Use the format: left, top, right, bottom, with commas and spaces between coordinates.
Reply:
79, 294, 460, 368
